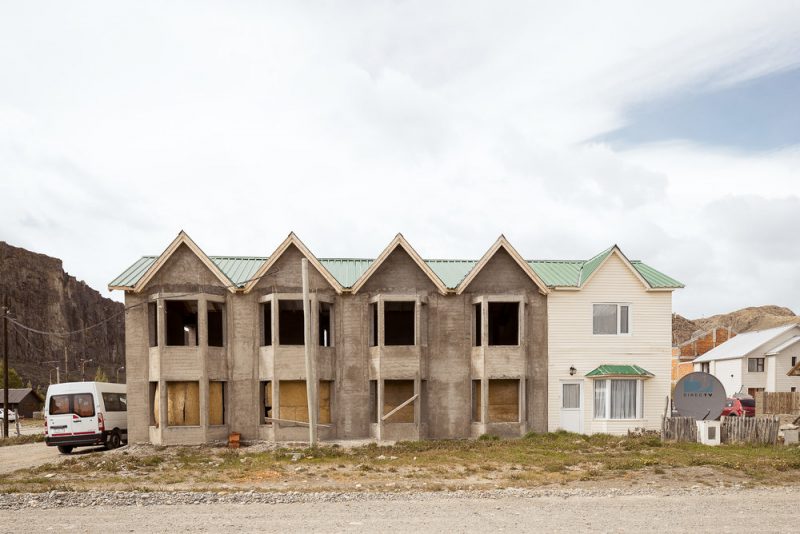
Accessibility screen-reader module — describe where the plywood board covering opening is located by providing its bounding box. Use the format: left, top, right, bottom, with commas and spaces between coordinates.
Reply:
209, 381, 225, 425
384, 380, 415, 423
166, 381, 200, 426
278, 380, 332, 424
488, 379, 519, 422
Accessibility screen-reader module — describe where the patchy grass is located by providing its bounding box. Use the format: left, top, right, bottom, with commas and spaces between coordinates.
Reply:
2, 432, 800, 493
0, 433, 45, 447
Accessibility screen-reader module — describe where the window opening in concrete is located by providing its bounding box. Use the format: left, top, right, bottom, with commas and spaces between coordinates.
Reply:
369, 380, 378, 423
319, 302, 332, 347
261, 303, 272, 347
473, 303, 482, 347
207, 302, 225, 347
487, 379, 519, 422
383, 380, 415, 423
148, 302, 158, 347
209, 381, 226, 425
279, 300, 305, 345
166, 381, 200, 426
471, 379, 481, 422
260, 381, 273, 424
278, 380, 332, 424
165, 300, 198, 346
149, 382, 158, 426
488, 302, 519, 346
369, 303, 378, 347
384, 301, 415, 346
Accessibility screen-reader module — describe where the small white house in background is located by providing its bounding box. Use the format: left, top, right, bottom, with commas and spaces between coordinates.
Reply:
547, 245, 682, 435
692, 324, 800, 397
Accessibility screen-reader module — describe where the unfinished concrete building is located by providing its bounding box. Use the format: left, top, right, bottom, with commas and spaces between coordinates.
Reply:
110, 232, 682, 445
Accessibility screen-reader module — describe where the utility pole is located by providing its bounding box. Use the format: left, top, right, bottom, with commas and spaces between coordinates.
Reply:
3, 295, 9, 440
63, 345, 68, 383
301, 259, 318, 446
80, 358, 93, 381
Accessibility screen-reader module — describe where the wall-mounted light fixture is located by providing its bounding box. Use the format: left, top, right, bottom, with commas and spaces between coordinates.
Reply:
569, 366, 577, 376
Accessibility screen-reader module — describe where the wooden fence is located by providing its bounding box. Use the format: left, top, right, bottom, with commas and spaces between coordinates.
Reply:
662, 415, 780, 445
756, 392, 800, 415
720, 416, 780, 445
661, 416, 696, 442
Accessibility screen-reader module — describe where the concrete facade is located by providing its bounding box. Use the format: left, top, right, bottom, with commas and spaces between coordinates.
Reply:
115, 232, 678, 444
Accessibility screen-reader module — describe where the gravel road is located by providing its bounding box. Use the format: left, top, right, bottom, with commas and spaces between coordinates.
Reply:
1, 486, 797, 533
0, 442, 106, 475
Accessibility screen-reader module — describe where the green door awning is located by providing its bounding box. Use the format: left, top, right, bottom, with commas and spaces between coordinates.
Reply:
585, 364, 654, 378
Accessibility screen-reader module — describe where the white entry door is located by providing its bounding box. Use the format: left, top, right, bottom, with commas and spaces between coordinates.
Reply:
560, 381, 583, 433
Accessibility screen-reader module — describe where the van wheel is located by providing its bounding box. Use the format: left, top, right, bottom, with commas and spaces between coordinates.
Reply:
57, 446, 73, 454
106, 430, 122, 450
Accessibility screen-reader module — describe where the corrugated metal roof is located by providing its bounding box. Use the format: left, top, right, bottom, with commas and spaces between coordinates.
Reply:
109, 248, 683, 291
425, 260, 477, 289
211, 257, 266, 287
529, 260, 584, 287
319, 259, 373, 288
693, 325, 800, 363
585, 364, 654, 377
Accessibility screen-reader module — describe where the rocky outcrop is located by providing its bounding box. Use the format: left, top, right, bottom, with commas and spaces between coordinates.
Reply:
0, 241, 123, 388
673, 305, 800, 347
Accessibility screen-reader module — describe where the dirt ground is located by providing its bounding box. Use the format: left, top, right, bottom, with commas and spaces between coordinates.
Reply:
3, 487, 799, 533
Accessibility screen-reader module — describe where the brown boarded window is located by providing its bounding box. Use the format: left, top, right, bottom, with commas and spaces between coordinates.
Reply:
207, 302, 225, 347
383, 380, 415, 423
488, 302, 519, 346
279, 300, 305, 345
278, 380, 332, 424
488, 379, 519, 422
384, 301, 415, 346
165, 300, 198, 346
166, 381, 200, 426
148, 302, 158, 347
209, 381, 226, 425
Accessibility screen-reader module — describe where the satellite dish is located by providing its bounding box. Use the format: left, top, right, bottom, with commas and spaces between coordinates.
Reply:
673, 372, 726, 420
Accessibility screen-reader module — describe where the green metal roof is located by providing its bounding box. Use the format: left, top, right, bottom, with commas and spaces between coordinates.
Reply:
585, 364, 654, 378
110, 248, 683, 291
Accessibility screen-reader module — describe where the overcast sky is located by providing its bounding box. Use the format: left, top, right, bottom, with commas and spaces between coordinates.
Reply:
1, 1, 799, 318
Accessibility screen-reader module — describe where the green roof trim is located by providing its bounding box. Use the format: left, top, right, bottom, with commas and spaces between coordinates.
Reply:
585, 364, 654, 378
109, 247, 683, 291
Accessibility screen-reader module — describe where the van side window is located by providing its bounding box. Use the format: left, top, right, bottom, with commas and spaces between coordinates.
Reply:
49, 393, 95, 417
102, 392, 128, 412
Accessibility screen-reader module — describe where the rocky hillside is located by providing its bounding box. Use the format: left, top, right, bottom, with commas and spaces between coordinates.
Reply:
0, 241, 124, 388
674, 305, 800, 345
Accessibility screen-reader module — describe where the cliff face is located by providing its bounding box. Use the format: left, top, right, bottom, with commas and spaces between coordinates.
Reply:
0, 241, 124, 388
673, 305, 800, 346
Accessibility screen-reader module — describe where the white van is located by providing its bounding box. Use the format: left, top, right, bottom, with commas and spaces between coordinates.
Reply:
44, 382, 127, 454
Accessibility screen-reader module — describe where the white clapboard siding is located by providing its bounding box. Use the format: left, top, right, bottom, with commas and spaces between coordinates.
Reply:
547, 253, 673, 434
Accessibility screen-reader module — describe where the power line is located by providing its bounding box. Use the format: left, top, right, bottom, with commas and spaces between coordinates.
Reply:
0, 267, 281, 339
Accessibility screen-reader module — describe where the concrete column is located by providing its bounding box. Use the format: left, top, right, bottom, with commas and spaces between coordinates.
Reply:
199, 298, 209, 442
481, 297, 489, 426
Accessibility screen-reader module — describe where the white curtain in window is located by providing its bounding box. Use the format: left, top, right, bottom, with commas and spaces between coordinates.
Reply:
562, 384, 580, 409
593, 304, 617, 334
610, 379, 637, 419
593, 380, 607, 418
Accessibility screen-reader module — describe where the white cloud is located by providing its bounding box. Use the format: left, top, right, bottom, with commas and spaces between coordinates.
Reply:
1, 1, 799, 318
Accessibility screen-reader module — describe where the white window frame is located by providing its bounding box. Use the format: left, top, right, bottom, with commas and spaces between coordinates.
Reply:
592, 303, 631, 336
592, 378, 644, 420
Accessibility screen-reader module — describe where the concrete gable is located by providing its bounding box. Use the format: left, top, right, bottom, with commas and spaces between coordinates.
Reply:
253, 243, 335, 293
359, 247, 439, 293
462, 247, 538, 294
146, 243, 227, 290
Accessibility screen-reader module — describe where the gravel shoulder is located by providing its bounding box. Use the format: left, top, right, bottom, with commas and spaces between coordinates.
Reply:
1, 486, 798, 533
